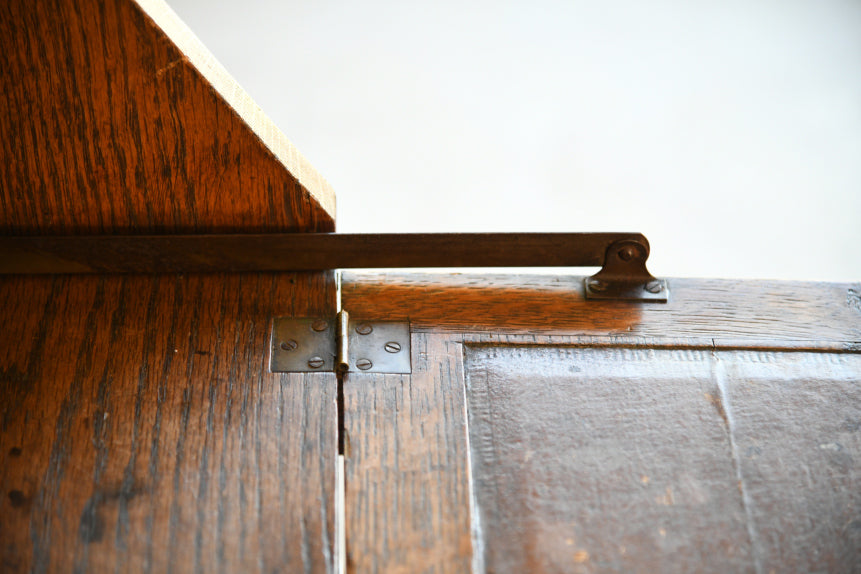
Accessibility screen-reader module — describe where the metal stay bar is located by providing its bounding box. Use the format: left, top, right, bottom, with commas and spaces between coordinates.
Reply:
0, 232, 667, 301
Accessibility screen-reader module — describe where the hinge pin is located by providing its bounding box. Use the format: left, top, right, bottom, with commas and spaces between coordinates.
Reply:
336, 310, 350, 373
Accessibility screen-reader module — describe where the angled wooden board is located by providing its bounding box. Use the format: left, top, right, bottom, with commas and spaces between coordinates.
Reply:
0, 272, 338, 573
1, 2, 341, 571
0, 0, 335, 235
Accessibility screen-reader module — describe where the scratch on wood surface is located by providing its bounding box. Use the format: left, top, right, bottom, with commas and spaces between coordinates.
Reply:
156, 58, 184, 78
703, 391, 729, 426
847, 288, 861, 313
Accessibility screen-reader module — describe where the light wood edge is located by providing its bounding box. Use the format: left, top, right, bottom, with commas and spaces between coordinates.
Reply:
134, 0, 337, 221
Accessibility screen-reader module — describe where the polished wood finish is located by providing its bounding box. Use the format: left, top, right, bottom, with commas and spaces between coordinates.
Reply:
0, 232, 649, 274
342, 273, 861, 347
720, 351, 861, 572
466, 346, 861, 573
0, 1, 343, 571
341, 273, 861, 573
0, 0, 335, 236
0, 272, 337, 572
3, 0, 858, 570
342, 335, 473, 573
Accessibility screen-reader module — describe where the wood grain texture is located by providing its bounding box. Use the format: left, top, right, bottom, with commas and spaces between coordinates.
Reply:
340, 274, 861, 573
0, 272, 337, 573
0, 0, 334, 235
463, 347, 861, 573
722, 351, 861, 573
341, 273, 861, 347
343, 333, 473, 574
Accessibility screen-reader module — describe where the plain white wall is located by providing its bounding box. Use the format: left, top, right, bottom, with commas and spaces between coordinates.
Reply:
169, 0, 860, 281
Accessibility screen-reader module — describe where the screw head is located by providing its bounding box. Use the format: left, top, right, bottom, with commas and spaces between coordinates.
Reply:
384, 341, 402, 353
311, 319, 329, 332
307, 356, 325, 369
645, 280, 664, 294
355, 358, 373, 370
280, 339, 298, 351
355, 323, 373, 335
587, 279, 606, 292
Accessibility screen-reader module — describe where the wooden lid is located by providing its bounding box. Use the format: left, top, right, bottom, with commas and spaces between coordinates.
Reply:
0, 0, 336, 235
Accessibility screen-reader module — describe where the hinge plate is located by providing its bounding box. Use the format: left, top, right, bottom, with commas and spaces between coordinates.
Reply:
270, 317, 337, 373
346, 320, 411, 374
269, 316, 411, 374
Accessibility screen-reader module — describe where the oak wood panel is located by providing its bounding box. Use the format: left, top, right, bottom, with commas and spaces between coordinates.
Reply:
341, 274, 861, 573
0, 272, 337, 573
722, 352, 861, 572
343, 333, 473, 574
0, 0, 334, 235
463, 347, 861, 573
341, 273, 861, 347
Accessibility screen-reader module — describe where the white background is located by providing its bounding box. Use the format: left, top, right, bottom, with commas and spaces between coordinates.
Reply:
169, 0, 860, 281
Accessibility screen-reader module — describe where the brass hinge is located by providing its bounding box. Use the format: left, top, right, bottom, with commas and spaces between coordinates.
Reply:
269, 310, 411, 374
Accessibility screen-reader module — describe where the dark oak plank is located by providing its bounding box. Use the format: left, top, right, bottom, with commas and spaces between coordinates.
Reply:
722, 351, 861, 573
0, 0, 334, 235
0, 272, 337, 573
463, 347, 861, 573
343, 334, 473, 573
464, 346, 746, 573
341, 273, 861, 347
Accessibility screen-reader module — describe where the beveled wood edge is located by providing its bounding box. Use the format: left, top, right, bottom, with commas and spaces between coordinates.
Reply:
340, 272, 861, 349
135, 0, 337, 220
455, 335, 860, 353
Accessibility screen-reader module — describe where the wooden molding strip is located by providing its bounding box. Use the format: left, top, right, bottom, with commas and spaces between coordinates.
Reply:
0, 232, 650, 274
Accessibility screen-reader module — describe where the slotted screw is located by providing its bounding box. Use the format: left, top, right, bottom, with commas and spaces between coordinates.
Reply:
384, 342, 402, 353
587, 279, 606, 292
308, 356, 325, 369
280, 339, 298, 351
645, 280, 664, 294
311, 319, 329, 332
355, 323, 373, 335
356, 358, 373, 370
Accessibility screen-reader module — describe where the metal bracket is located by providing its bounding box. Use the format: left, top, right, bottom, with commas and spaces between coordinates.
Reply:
584, 239, 668, 302
1, 231, 668, 302
269, 313, 411, 374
